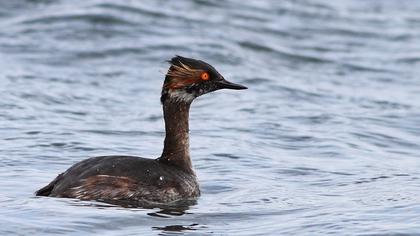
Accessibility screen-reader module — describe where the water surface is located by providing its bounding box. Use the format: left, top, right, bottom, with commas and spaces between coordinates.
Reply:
1, 0, 420, 235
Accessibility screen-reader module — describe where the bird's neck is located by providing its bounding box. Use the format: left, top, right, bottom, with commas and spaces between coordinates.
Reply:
159, 98, 193, 174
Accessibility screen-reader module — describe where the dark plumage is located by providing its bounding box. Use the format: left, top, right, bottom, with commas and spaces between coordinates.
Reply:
36, 56, 247, 207
161, 55, 246, 103
37, 156, 199, 206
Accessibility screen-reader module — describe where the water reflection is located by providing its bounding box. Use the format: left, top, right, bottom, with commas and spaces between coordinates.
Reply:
2, 0, 420, 234
153, 223, 200, 233
64, 197, 196, 212
147, 200, 196, 217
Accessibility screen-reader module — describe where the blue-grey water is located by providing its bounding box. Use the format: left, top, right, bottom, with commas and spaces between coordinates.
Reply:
1, 0, 420, 235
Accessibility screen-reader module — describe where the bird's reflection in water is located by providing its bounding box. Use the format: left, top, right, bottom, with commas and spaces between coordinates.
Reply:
67, 198, 197, 211
148, 199, 205, 234
66, 198, 203, 233
153, 223, 199, 232
147, 199, 196, 217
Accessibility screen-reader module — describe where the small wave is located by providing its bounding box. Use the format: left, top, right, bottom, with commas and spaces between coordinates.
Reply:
19, 13, 134, 26
78, 129, 149, 136
238, 41, 333, 64
94, 3, 168, 18
395, 56, 420, 64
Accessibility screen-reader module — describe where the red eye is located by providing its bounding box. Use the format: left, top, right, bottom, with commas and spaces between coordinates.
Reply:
201, 72, 209, 81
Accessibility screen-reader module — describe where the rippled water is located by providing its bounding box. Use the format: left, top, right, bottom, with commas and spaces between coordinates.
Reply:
1, 0, 420, 235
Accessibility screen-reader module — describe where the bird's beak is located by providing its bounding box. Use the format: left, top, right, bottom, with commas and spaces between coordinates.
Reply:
216, 79, 248, 90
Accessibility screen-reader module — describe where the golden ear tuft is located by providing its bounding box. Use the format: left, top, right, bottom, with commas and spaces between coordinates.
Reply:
201, 72, 209, 81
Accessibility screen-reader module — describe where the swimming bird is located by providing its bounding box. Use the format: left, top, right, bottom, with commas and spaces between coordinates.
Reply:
36, 56, 247, 206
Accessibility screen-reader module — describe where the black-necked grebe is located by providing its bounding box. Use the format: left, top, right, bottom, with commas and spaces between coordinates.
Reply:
36, 56, 247, 206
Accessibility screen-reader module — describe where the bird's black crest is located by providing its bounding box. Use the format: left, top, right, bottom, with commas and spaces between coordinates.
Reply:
167, 55, 218, 73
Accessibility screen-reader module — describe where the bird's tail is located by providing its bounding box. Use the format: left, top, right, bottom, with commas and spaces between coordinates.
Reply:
35, 174, 62, 196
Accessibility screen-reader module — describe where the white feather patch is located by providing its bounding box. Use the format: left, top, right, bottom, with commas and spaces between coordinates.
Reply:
168, 90, 195, 103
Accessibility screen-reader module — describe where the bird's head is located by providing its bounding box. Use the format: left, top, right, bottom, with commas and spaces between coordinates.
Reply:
161, 56, 247, 103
